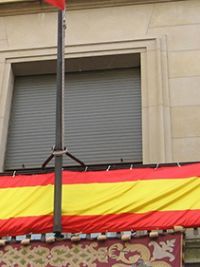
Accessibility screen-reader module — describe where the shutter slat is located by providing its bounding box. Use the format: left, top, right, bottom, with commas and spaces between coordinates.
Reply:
5, 68, 142, 169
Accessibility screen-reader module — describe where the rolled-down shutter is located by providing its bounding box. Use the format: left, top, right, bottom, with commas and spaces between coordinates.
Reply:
5, 68, 142, 170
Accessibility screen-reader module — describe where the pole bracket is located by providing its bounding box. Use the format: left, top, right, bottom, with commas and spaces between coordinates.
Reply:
42, 146, 86, 169
53, 148, 68, 156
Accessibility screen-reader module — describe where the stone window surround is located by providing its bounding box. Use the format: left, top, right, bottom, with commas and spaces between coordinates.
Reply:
0, 37, 172, 171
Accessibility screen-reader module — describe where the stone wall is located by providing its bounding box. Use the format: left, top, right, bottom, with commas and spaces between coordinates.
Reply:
0, 0, 199, 169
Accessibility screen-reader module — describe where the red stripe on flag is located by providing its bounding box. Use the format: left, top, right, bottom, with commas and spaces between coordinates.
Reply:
1, 163, 200, 188
62, 210, 200, 233
0, 173, 54, 188
44, 0, 65, 10
62, 163, 200, 184
1, 210, 200, 236
0, 215, 53, 237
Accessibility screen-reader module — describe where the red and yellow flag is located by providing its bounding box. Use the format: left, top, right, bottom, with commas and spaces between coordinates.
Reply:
1, 163, 200, 236
44, 0, 65, 10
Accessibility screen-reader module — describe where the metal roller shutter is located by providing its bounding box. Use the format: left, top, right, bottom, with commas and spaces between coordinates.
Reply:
5, 68, 142, 170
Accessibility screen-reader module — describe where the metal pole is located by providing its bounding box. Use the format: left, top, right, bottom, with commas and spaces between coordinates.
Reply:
53, 9, 65, 234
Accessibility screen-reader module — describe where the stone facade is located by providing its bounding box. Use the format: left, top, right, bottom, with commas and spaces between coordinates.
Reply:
1, 0, 200, 170
0, 0, 200, 265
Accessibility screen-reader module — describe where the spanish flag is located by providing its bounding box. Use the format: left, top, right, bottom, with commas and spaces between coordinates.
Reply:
1, 163, 200, 236
44, 0, 65, 9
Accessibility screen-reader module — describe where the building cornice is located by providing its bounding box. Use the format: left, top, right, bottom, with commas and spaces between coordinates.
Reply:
0, 0, 188, 16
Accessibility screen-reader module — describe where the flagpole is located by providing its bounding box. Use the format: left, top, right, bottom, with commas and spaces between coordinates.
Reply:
42, 0, 85, 235
53, 8, 65, 235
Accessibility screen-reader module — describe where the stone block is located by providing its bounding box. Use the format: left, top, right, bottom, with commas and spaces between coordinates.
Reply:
169, 50, 200, 78
170, 77, 200, 107
185, 239, 200, 264
173, 137, 200, 162
5, 13, 57, 49
171, 107, 200, 138
150, 0, 200, 28
67, 5, 153, 44
148, 24, 200, 51
3, 4, 154, 49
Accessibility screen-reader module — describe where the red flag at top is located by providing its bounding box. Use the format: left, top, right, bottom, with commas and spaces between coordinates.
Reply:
44, 0, 65, 10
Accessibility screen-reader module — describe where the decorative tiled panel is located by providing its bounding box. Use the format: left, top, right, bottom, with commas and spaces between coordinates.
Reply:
0, 234, 182, 267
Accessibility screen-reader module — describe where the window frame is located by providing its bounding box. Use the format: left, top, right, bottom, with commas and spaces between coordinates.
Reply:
0, 37, 171, 171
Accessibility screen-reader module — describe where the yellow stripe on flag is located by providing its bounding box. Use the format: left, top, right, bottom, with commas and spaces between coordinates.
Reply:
0, 177, 199, 220
0, 185, 53, 219
62, 177, 200, 215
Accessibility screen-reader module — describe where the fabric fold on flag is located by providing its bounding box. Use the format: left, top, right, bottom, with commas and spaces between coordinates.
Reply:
1, 163, 200, 236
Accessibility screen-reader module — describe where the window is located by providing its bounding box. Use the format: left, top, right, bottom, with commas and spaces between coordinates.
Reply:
6, 65, 142, 169
0, 38, 171, 171
5, 55, 142, 170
